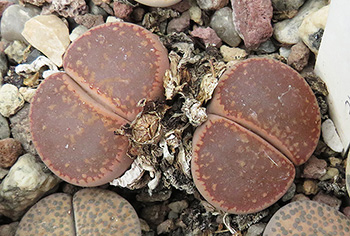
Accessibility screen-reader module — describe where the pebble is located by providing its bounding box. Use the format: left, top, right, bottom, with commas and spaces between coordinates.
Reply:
9, 104, 37, 155
190, 27, 222, 47
255, 39, 278, 54
287, 41, 310, 71
299, 5, 329, 54
0, 153, 60, 220
319, 167, 339, 181
273, 0, 328, 45
69, 25, 88, 42
272, 0, 305, 20
0, 114, 10, 139
279, 46, 292, 59
170, 0, 191, 13
106, 16, 122, 23
18, 87, 36, 103
210, 7, 242, 47
168, 200, 189, 213
342, 206, 350, 218
0, 168, 9, 179
22, 15, 70, 67
329, 157, 342, 167
4, 40, 29, 64
196, 0, 228, 10
74, 13, 104, 29
321, 119, 344, 153
88, 0, 109, 18
0, 138, 23, 168
0, 50, 8, 79
302, 155, 327, 179
246, 223, 266, 236
302, 179, 318, 195
313, 191, 342, 210
282, 183, 296, 202
0, 84, 25, 118
167, 11, 190, 34
41, 0, 88, 18
220, 45, 248, 62
0, 4, 40, 42
157, 219, 175, 235
231, 0, 273, 49
189, 5, 202, 25
113, 1, 133, 19
136, 189, 172, 202
140, 204, 168, 226
0, 222, 18, 236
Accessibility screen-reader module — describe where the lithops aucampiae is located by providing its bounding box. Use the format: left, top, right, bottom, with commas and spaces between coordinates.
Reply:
16, 188, 141, 236
30, 22, 169, 187
263, 200, 350, 235
192, 58, 321, 214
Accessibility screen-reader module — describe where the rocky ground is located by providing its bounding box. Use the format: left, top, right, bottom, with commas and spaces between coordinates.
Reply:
0, 0, 349, 235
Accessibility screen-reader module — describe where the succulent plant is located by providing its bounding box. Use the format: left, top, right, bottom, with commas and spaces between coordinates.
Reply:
134, 0, 181, 7
192, 58, 321, 214
30, 22, 169, 187
263, 200, 350, 235
15, 188, 141, 236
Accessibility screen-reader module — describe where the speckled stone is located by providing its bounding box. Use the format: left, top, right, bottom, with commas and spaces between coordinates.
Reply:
0, 84, 25, 117
264, 200, 350, 235
190, 27, 222, 47
0, 153, 60, 220
0, 138, 23, 168
0, 114, 10, 139
9, 104, 37, 155
299, 5, 329, 54
73, 188, 141, 235
302, 179, 318, 195
74, 13, 104, 29
113, 1, 133, 19
41, 0, 88, 18
0, 4, 40, 42
210, 7, 242, 47
273, 0, 328, 45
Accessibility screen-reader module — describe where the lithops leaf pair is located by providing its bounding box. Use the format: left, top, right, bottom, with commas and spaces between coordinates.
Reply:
16, 188, 141, 236
264, 200, 350, 235
30, 22, 169, 187
134, 0, 181, 7
192, 58, 321, 214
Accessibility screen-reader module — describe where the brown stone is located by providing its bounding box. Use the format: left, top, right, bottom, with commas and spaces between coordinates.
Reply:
0, 138, 23, 168
302, 155, 327, 179
288, 41, 310, 71
113, 1, 133, 20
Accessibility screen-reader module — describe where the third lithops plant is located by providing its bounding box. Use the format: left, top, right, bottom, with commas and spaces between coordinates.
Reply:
192, 58, 321, 214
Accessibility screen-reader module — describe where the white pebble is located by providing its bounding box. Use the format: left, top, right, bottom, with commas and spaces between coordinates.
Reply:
321, 119, 344, 153
0, 84, 25, 117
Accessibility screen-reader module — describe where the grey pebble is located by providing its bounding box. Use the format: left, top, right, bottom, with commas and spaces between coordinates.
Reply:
246, 223, 266, 236
210, 7, 241, 47
0, 114, 10, 139
1, 4, 40, 42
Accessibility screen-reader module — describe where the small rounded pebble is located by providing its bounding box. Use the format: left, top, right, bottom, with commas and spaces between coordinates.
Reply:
321, 119, 344, 153
303, 179, 318, 195
0, 138, 23, 168
302, 155, 327, 179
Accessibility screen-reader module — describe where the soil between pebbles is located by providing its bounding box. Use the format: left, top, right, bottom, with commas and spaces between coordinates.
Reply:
0, 1, 348, 236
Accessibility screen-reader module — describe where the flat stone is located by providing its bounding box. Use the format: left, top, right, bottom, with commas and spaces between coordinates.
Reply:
0, 4, 40, 42
0, 153, 60, 220
302, 155, 327, 179
69, 25, 88, 42
0, 138, 23, 168
321, 119, 343, 153
287, 41, 310, 71
299, 5, 329, 54
196, 0, 228, 10
0, 84, 25, 117
9, 104, 37, 155
232, 0, 273, 49
273, 0, 328, 45
210, 7, 241, 47
272, 0, 305, 20
0, 114, 10, 139
220, 45, 248, 62
22, 14, 70, 67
